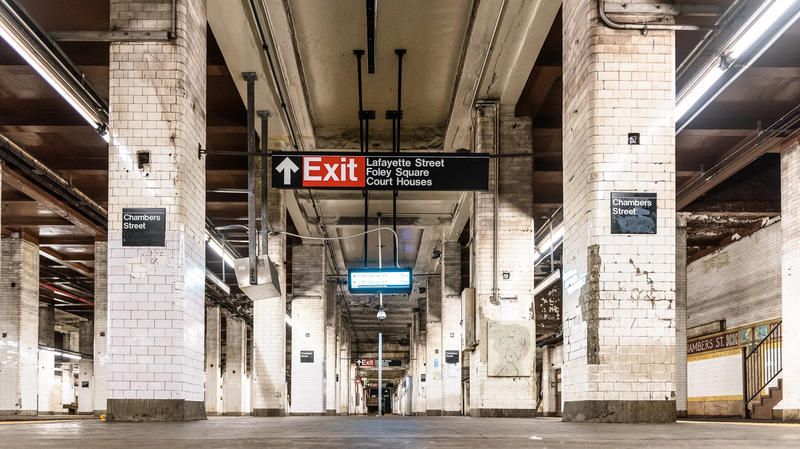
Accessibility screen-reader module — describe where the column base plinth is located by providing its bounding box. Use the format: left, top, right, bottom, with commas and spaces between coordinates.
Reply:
563, 400, 676, 423
252, 408, 285, 417
469, 408, 537, 418
106, 399, 206, 422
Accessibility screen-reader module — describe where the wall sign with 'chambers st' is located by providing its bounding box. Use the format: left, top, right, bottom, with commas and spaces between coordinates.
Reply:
271, 152, 489, 191
300, 350, 314, 363
122, 208, 166, 247
610, 192, 657, 234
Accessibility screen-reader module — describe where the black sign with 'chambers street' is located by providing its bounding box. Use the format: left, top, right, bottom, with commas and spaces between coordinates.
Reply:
300, 350, 314, 363
122, 208, 166, 247
610, 192, 657, 234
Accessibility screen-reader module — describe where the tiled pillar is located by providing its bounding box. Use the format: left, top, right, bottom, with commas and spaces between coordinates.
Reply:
77, 320, 94, 415
37, 305, 55, 414
415, 329, 427, 415
205, 306, 222, 415
441, 241, 463, 415
222, 314, 248, 415
324, 280, 338, 414
676, 214, 689, 417
468, 102, 536, 417
561, 0, 676, 423
777, 141, 800, 420
338, 328, 350, 415
106, 0, 207, 421
426, 276, 443, 415
78, 321, 94, 414
0, 235, 39, 415
92, 240, 108, 415
252, 191, 287, 416
290, 244, 327, 415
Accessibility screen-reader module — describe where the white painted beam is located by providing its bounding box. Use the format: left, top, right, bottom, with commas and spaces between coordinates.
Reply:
443, 0, 561, 150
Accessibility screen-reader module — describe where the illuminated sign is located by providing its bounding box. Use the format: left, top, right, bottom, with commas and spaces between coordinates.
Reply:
348, 267, 413, 294
272, 152, 489, 191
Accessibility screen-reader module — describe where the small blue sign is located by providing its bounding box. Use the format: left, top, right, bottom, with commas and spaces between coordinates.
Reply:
348, 267, 413, 294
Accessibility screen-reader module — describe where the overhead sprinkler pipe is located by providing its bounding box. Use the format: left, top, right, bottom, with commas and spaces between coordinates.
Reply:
354, 50, 370, 267
391, 48, 406, 267
243, 72, 258, 285
258, 110, 271, 257
597, 0, 706, 31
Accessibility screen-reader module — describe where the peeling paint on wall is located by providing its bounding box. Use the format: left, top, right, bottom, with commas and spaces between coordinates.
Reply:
580, 245, 600, 365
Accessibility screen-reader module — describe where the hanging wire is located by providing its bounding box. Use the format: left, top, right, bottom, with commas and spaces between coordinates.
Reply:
273, 227, 400, 268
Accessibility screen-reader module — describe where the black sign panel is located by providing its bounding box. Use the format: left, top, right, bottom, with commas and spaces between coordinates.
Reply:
300, 350, 314, 363
271, 152, 489, 191
420, 374, 426, 382
610, 192, 657, 234
122, 208, 166, 246
445, 350, 459, 364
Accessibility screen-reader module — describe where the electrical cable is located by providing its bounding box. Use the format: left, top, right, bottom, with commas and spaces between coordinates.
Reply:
273, 227, 400, 268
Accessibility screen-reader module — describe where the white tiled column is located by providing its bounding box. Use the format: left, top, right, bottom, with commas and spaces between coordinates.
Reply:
441, 241, 463, 415
324, 280, 338, 414
78, 320, 94, 414
468, 103, 536, 417
92, 240, 108, 415
205, 306, 222, 415
290, 244, 327, 414
426, 276, 443, 415
777, 141, 800, 420
252, 190, 287, 416
222, 314, 248, 415
37, 305, 55, 414
106, 0, 207, 421
338, 328, 351, 415
676, 214, 689, 417
415, 328, 427, 415
561, 0, 676, 423
37, 349, 55, 415
0, 235, 39, 415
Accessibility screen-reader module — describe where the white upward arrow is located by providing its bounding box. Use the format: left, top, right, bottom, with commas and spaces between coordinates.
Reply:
275, 157, 299, 185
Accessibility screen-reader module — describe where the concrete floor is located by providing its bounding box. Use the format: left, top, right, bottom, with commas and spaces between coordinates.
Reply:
1, 416, 800, 448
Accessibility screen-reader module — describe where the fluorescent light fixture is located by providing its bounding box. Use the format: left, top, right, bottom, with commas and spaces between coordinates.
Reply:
533, 225, 564, 264
675, 66, 724, 121
533, 270, 561, 297
676, 0, 800, 124
0, 9, 106, 136
53, 350, 81, 360
729, 0, 797, 59
205, 269, 230, 295
206, 232, 236, 268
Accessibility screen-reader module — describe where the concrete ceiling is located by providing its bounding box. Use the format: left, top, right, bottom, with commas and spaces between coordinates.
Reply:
289, 0, 470, 133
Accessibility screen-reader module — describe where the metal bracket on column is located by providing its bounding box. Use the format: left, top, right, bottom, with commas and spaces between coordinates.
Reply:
257, 110, 271, 258
242, 72, 258, 285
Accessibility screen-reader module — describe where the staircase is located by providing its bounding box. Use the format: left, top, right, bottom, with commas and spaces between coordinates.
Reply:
743, 322, 782, 419
751, 379, 783, 420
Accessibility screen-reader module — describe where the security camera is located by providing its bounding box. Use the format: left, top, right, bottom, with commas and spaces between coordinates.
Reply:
377, 307, 387, 321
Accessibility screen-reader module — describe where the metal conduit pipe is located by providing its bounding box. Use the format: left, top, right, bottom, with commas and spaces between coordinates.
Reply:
676, 0, 746, 80
246, 0, 301, 150
598, 0, 706, 31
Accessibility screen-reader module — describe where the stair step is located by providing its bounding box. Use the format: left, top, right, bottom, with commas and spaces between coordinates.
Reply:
751, 379, 783, 420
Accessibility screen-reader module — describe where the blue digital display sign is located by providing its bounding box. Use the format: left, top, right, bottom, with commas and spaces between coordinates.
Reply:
347, 267, 413, 294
